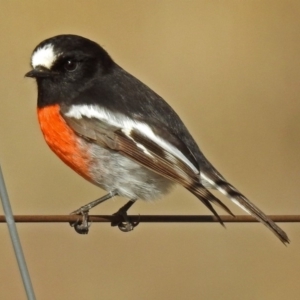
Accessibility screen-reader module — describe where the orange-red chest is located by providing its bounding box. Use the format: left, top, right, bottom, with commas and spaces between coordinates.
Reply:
37, 104, 91, 180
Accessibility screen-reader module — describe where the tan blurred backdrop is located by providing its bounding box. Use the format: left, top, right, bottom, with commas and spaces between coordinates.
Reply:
0, 1, 299, 299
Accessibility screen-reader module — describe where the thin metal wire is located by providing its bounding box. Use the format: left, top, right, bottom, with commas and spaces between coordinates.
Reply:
0, 166, 36, 300
0, 214, 299, 223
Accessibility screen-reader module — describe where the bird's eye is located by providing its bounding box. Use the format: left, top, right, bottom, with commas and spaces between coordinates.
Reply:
63, 60, 78, 72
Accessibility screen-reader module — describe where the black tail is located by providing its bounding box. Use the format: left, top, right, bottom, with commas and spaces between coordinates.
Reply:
200, 171, 290, 244
187, 182, 235, 227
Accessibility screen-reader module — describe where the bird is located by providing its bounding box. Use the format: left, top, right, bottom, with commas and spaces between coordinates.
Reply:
25, 34, 289, 244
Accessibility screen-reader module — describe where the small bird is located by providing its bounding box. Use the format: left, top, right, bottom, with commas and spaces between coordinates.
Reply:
25, 34, 289, 243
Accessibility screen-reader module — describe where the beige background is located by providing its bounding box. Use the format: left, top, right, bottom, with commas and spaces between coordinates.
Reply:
0, 1, 299, 299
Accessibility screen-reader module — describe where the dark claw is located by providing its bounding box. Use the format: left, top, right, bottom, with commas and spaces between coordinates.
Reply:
69, 211, 91, 234
73, 220, 91, 234
111, 214, 140, 232
117, 219, 140, 232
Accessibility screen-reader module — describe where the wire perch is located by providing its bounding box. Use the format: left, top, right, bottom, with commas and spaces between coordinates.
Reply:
0, 215, 299, 223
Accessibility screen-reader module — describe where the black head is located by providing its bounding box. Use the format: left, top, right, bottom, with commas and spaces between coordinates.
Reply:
25, 34, 115, 107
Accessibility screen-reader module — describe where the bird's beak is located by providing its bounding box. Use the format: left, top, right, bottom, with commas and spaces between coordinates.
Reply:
25, 65, 53, 78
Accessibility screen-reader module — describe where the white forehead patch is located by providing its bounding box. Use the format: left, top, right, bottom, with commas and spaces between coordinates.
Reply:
31, 44, 57, 69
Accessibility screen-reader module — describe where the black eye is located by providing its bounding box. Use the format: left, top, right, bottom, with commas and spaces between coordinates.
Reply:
64, 60, 78, 72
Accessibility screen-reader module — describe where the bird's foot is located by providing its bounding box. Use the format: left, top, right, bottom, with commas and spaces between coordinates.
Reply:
69, 209, 91, 234
111, 207, 140, 232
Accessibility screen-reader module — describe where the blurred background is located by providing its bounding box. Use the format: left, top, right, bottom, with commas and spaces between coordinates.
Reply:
0, 1, 299, 299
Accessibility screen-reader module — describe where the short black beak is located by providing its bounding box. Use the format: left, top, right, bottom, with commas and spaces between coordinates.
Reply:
25, 65, 53, 78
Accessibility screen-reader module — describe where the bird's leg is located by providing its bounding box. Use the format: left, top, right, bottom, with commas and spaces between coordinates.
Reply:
111, 199, 139, 232
70, 189, 118, 234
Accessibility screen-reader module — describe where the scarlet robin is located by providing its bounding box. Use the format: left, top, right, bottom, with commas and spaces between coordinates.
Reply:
25, 34, 289, 243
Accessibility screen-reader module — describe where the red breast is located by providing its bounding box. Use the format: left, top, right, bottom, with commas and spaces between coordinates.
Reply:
37, 104, 92, 181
